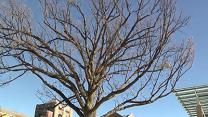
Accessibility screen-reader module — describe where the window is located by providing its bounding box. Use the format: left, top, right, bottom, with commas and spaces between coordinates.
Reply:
58, 114, 62, 117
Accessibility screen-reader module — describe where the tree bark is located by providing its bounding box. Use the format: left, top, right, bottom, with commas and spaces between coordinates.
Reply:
84, 108, 96, 117
86, 111, 96, 117
85, 94, 96, 117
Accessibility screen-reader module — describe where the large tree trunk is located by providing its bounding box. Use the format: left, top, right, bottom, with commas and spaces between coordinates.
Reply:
84, 94, 97, 117
84, 109, 96, 117
86, 111, 96, 117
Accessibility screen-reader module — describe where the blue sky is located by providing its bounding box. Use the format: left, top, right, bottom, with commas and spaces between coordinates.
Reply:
0, 0, 208, 117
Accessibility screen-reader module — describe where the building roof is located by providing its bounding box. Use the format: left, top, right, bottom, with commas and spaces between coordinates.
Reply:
174, 84, 208, 117
108, 113, 123, 117
108, 112, 134, 117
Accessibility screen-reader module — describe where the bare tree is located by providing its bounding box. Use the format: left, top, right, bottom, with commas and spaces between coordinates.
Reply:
0, 0, 193, 117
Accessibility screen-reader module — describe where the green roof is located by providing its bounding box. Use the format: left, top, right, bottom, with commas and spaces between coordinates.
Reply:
174, 84, 208, 117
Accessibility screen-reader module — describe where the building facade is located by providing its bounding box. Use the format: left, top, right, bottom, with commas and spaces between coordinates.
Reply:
34, 100, 73, 117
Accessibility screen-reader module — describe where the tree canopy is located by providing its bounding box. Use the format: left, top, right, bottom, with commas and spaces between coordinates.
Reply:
0, 0, 194, 117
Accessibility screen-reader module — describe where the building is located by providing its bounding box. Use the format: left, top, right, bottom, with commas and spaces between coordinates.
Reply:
174, 84, 208, 117
108, 112, 134, 117
0, 107, 29, 117
34, 100, 73, 117
126, 113, 134, 117
108, 113, 123, 117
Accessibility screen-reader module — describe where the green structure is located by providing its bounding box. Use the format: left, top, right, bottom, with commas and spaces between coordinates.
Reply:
174, 84, 208, 117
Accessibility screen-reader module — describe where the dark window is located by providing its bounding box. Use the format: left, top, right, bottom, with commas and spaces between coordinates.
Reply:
58, 114, 62, 117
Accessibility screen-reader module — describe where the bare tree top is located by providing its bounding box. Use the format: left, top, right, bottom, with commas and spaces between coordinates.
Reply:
0, 0, 194, 116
